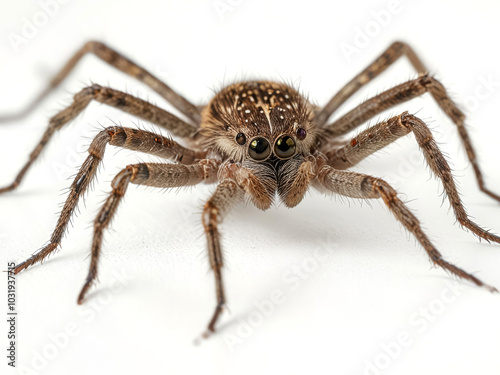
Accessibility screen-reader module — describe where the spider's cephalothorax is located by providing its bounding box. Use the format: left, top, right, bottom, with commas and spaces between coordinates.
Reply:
199, 81, 319, 208
2, 40, 499, 338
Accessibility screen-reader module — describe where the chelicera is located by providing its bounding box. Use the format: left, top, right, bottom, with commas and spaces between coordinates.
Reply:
1, 40, 499, 337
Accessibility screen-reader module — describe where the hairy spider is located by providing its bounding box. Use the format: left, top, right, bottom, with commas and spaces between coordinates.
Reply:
2, 41, 499, 337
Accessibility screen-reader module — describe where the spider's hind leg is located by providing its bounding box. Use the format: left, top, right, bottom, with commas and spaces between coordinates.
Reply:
326, 112, 500, 244
0, 41, 201, 124
316, 41, 427, 125
315, 166, 497, 293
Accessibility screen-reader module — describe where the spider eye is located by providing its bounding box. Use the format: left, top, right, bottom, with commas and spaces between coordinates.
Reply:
274, 135, 296, 159
296, 127, 307, 141
248, 137, 271, 161
235, 133, 246, 145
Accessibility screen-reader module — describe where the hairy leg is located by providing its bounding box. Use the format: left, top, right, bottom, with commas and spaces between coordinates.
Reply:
0, 84, 199, 194
321, 76, 500, 202
326, 112, 500, 243
13, 126, 203, 274
316, 41, 427, 125
202, 179, 243, 336
314, 166, 497, 292
0, 41, 201, 124
78, 160, 219, 303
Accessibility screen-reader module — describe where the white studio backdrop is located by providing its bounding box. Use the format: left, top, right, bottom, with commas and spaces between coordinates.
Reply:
1, 1, 500, 374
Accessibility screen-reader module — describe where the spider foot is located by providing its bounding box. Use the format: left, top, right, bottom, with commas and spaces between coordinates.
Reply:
201, 302, 227, 339
77, 271, 98, 304
200, 329, 214, 341
484, 284, 498, 294
77, 278, 94, 305
13, 242, 59, 274
459, 219, 500, 245
463, 273, 497, 294
434, 257, 498, 294
0, 182, 19, 194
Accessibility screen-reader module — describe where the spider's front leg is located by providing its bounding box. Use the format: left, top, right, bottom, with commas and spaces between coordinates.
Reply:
200, 162, 284, 336
314, 166, 498, 293
78, 160, 219, 303
13, 126, 200, 275
325, 112, 500, 244
201, 179, 243, 336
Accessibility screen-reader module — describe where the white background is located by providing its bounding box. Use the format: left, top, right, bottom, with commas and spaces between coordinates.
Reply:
1, 0, 500, 374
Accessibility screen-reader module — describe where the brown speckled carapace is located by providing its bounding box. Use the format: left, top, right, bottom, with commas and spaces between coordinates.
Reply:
199, 81, 317, 162
2, 40, 499, 338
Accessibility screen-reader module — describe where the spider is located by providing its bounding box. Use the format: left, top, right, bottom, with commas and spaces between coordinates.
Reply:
1, 40, 499, 337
